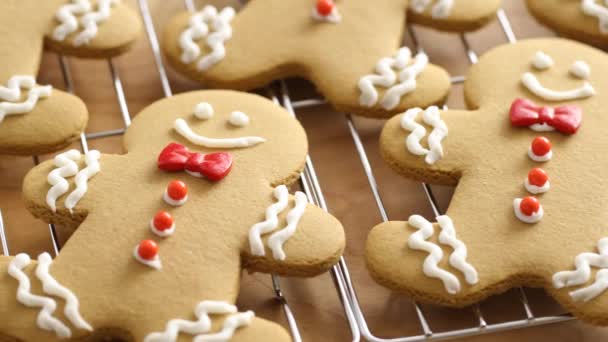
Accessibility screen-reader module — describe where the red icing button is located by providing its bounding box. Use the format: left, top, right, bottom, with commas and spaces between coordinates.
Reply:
531, 136, 551, 156
167, 180, 188, 200
137, 240, 158, 260
528, 168, 548, 187
316, 0, 334, 16
520, 196, 540, 216
153, 211, 174, 231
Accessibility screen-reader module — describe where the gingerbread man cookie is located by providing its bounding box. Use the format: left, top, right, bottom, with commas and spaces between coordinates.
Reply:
527, 0, 608, 49
161, 1, 451, 118
0, 90, 344, 340
408, 0, 501, 32
0, 0, 141, 155
366, 38, 608, 325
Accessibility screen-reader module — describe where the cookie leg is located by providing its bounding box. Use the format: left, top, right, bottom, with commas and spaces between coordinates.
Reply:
244, 199, 345, 277
0, 89, 88, 156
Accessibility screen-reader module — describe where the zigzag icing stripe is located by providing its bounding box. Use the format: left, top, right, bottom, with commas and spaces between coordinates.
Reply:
381, 51, 429, 110
400, 107, 448, 165
582, 0, 608, 34
553, 237, 608, 302
0, 76, 52, 123
35, 253, 93, 332
267, 191, 308, 261
53, 0, 119, 46
65, 150, 101, 213
249, 185, 290, 256
47, 150, 82, 212
8, 254, 71, 338
410, 0, 455, 19
144, 301, 249, 342
422, 106, 448, 164
436, 216, 478, 285
193, 311, 255, 342
407, 215, 461, 294
179, 6, 235, 71
358, 48, 412, 108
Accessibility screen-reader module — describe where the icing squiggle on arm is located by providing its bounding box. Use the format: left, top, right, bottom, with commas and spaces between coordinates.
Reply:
8, 254, 71, 338
194, 311, 255, 342
400, 106, 448, 165
570, 269, 608, 302
0, 76, 52, 123
381, 51, 429, 110
267, 191, 308, 261
582, 0, 608, 34
249, 185, 290, 256
407, 215, 461, 294
35, 253, 93, 332
144, 301, 253, 342
65, 150, 101, 213
47, 150, 82, 212
400, 108, 429, 156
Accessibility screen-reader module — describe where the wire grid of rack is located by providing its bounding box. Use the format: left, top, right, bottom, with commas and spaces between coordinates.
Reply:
0, 1, 584, 341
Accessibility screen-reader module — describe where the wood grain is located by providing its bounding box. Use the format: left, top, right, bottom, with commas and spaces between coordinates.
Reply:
0, 0, 607, 340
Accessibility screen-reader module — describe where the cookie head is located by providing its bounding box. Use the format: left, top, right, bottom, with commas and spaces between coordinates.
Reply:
465, 39, 606, 110
124, 90, 308, 186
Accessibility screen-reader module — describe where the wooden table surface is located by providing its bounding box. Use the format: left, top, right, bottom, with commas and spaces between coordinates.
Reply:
1, 0, 607, 341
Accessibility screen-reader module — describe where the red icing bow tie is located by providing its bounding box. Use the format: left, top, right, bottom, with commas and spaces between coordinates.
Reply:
509, 98, 582, 135
158, 143, 233, 182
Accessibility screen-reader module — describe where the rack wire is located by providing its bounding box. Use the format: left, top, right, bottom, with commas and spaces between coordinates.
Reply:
0, 1, 583, 341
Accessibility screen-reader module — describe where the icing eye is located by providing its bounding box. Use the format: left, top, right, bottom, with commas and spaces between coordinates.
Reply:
532, 51, 553, 70
194, 102, 214, 120
570, 61, 591, 80
228, 111, 250, 127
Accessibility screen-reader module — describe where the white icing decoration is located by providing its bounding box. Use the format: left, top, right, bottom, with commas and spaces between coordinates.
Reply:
53, 0, 120, 46
144, 301, 253, 342
410, 0, 455, 19
524, 178, 550, 194
249, 185, 289, 257
174, 118, 266, 148
400, 107, 447, 165
0, 76, 52, 123
150, 219, 176, 238
532, 51, 554, 70
65, 150, 101, 214
47, 150, 82, 212
228, 111, 250, 127
581, 0, 608, 34
359, 47, 428, 110
8, 254, 71, 338
179, 6, 235, 71
521, 72, 595, 101
163, 190, 188, 206
193, 311, 254, 342
311, 6, 342, 23
436, 216, 478, 285
513, 198, 544, 224
528, 147, 553, 162
570, 61, 591, 79
35, 253, 93, 332
407, 215, 461, 294
553, 237, 608, 302
133, 245, 162, 270
267, 191, 308, 261
194, 102, 214, 120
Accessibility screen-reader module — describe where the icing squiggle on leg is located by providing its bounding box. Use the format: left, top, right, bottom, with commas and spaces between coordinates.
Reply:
8, 254, 71, 338
436, 216, 478, 285
193, 311, 255, 342
359, 48, 412, 108
400, 108, 429, 156
46, 150, 82, 212
570, 269, 608, 302
74, 0, 120, 46
0, 76, 52, 123
267, 191, 308, 261
248, 185, 290, 256
53, 0, 92, 41
53, 0, 120, 46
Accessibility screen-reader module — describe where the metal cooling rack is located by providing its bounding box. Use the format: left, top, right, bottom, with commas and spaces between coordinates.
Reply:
0, 1, 582, 341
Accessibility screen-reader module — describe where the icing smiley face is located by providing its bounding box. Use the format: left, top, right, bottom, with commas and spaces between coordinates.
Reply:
522, 51, 595, 102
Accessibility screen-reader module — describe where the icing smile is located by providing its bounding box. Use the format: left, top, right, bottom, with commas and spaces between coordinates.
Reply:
521, 72, 595, 102
174, 118, 266, 149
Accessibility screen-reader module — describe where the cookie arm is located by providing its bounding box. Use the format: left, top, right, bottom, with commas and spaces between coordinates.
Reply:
243, 196, 345, 277
380, 108, 476, 186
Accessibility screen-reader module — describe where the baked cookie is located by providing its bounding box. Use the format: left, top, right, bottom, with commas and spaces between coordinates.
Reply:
527, 0, 608, 49
0, 90, 345, 340
161, 1, 451, 118
0, 0, 141, 155
408, 0, 501, 32
367, 38, 608, 325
